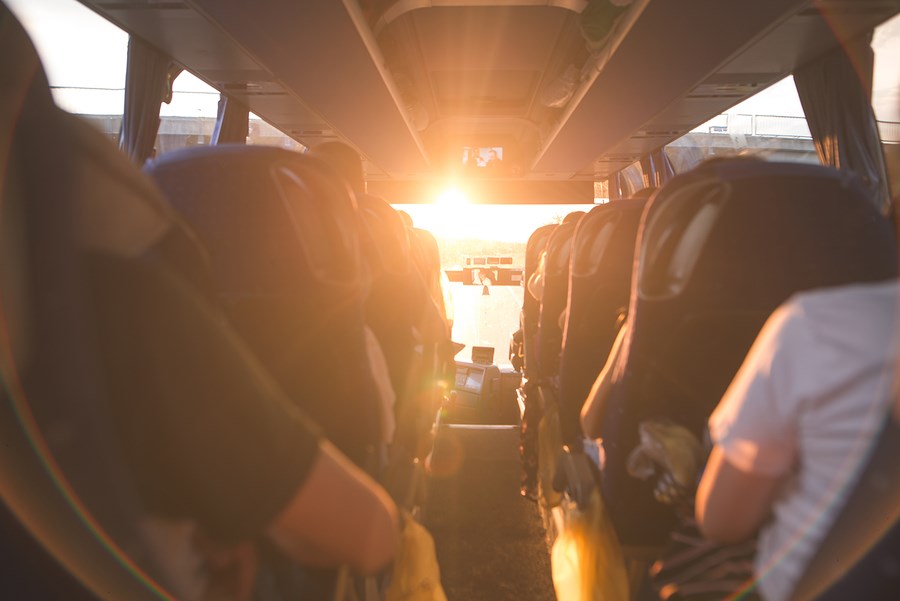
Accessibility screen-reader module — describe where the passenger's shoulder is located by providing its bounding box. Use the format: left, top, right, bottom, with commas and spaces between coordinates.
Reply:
785, 280, 899, 349
789, 280, 898, 315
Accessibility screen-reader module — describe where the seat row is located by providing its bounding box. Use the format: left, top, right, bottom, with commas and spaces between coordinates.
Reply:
516, 157, 898, 598
1, 7, 450, 599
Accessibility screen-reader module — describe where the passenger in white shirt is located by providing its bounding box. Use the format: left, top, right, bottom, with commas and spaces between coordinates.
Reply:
696, 281, 898, 601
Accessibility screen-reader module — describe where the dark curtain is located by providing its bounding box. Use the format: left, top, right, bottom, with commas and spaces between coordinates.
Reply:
652, 147, 675, 185
620, 162, 645, 197
794, 32, 890, 213
641, 148, 676, 188
610, 171, 624, 201
212, 94, 250, 145
119, 36, 181, 165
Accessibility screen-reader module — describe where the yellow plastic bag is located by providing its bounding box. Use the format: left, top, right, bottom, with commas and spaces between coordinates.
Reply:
551, 490, 630, 601
385, 513, 448, 601
626, 419, 704, 505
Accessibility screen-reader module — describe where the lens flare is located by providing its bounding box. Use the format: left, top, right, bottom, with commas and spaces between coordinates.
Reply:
436, 187, 468, 208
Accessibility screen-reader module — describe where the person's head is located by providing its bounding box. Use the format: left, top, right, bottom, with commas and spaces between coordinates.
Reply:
310, 141, 366, 193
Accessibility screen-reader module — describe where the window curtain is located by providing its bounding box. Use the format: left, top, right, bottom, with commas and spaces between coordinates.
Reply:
641, 148, 675, 188
211, 94, 249, 145
609, 163, 646, 201
620, 162, 645, 197
794, 32, 890, 213
651, 147, 675, 186
119, 35, 181, 165
610, 172, 625, 201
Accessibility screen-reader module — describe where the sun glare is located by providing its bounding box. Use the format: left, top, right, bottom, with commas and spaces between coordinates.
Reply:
436, 187, 469, 208
397, 202, 588, 245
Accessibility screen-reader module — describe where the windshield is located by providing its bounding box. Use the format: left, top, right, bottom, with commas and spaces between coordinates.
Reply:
397, 202, 588, 367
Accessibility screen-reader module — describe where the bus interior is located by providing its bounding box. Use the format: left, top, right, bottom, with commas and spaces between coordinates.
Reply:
2, 0, 900, 600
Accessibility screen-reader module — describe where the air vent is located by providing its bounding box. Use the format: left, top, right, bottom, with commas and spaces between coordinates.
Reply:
690, 81, 762, 97
229, 90, 288, 97
634, 130, 684, 139
291, 129, 336, 138
98, 2, 188, 10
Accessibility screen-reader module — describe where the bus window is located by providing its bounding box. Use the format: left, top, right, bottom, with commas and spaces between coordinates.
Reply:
6, 0, 126, 145
6, 0, 305, 158
666, 75, 817, 172
158, 74, 306, 154
872, 13, 900, 127
873, 13, 900, 195
156, 71, 219, 154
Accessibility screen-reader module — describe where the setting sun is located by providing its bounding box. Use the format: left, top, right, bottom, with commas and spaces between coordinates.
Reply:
436, 187, 469, 208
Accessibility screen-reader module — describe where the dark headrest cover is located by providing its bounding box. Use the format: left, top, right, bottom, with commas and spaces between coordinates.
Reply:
147, 145, 361, 297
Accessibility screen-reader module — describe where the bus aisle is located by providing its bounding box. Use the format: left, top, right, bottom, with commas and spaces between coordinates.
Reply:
426, 425, 557, 601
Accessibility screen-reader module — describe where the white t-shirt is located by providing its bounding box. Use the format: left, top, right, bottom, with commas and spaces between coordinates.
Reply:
709, 281, 898, 601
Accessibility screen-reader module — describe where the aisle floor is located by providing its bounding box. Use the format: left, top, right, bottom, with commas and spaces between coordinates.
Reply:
425, 425, 557, 601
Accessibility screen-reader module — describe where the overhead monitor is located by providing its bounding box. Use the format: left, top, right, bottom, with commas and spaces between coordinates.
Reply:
462, 146, 504, 169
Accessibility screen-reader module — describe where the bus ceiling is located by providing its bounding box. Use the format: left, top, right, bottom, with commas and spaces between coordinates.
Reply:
78, 0, 898, 184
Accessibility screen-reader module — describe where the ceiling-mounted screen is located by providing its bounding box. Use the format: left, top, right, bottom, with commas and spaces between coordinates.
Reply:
462, 146, 504, 169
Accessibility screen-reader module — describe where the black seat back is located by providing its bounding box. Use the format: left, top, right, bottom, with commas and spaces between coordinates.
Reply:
601, 159, 898, 545
358, 193, 418, 398
557, 198, 647, 447
147, 146, 379, 464
0, 7, 209, 597
536, 220, 579, 385
522, 224, 557, 379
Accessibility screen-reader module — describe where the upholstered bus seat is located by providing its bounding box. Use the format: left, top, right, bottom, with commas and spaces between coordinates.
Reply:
598, 159, 898, 546
1, 10, 176, 596
357, 193, 418, 397
408, 227, 454, 399
558, 198, 647, 450
147, 147, 380, 465
521, 224, 558, 379
535, 220, 579, 390
2, 7, 329, 596
357, 194, 442, 477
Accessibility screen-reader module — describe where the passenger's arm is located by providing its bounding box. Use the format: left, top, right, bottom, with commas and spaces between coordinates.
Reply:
580, 324, 627, 438
696, 303, 803, 544
267, 440, 400, 575
88, 255, 400, 572
695, 446, 782, 544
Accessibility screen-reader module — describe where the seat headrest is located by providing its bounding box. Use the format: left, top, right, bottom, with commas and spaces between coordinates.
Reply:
357, 193, 410, 277
411, 227, 441, 279
147, 146, 362, 298
544, 220, 577, 278
525, 223, 557, 277
66, 115, 178, 258
571, 199, 645, 279
636, 159, 896, 302
1, 7, 185, 596
0, 5, 46, 372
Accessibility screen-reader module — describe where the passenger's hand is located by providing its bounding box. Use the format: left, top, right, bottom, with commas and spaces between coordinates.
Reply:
267, 440, 400, 575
